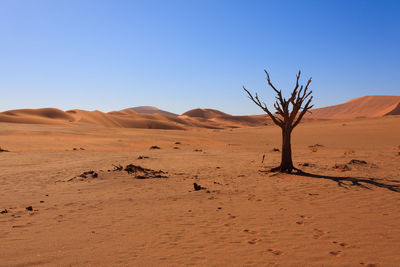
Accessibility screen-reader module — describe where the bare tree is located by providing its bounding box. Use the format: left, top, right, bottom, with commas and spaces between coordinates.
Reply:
243, 70, 313, 173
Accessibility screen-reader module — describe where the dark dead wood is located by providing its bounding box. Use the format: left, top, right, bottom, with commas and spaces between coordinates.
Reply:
244, 70, 313, 173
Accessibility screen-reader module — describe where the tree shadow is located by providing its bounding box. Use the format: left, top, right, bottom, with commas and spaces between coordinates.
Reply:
291, 171, 400, 193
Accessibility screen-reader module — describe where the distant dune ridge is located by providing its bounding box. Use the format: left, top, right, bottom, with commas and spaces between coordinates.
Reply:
309, 95, 400, 119
0, 95, 398, 129
182, 108, 230, 118
128, 106, 178, 116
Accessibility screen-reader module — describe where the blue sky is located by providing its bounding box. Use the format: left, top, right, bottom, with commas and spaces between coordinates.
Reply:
1, 0, 399, 115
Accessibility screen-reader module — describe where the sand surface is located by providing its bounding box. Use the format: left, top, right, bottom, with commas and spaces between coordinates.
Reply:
309, 95, 400, 119
1, 116, 400, 266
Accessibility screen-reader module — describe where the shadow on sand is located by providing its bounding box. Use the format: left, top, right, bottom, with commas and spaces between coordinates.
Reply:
291, 171, 400, 193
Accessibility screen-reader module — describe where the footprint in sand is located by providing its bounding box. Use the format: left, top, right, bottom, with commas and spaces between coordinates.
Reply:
329, 250, 342, 257
296, 215, 313, 226
332, 241, 350, 248
313, 228, 329, 239
243, 229, 260, 235
360, 263, 378, 267
266, 248, 283, 256
227, 213, 236, 219
247, 194, 255, 200
248, 238, 262, 245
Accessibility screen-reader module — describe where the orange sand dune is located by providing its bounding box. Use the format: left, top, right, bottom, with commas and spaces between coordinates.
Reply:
182, 109, 270, 128
0, 107, 268, 129
310, 95, 400, 119
128, 106, 178, 116
0, 108, 74, 125
1, 95, 398, 129
182, 108, 230, 118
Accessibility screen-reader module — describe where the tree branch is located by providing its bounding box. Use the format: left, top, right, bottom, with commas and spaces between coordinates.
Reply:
243, 86, 283, 127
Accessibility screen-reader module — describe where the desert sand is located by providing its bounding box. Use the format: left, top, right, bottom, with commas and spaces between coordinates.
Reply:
309, 95, 400, 119
1, 96, 400, 266
0, 118, 399, 266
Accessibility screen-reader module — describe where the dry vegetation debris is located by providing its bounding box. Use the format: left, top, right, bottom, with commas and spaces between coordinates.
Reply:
123, 164, 168, 179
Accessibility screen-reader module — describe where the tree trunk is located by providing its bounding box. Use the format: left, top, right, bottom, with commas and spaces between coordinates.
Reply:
279, 127, 294, 173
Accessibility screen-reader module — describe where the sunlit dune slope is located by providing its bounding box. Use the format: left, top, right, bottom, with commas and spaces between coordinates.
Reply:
0, 108, 74, 124
309, 95, 400, 119
2, 95, 398, 128
0, 108, 186, 129
0, 107, 267, 129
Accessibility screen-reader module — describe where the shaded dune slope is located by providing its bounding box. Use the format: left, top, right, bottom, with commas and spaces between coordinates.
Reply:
127, 106, 178, 116
182, 108, 269, 127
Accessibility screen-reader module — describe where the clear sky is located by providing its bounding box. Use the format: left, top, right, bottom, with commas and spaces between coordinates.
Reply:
1, 0, 399, 115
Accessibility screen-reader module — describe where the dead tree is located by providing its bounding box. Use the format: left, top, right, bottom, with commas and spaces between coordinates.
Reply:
243, 70, 313, 173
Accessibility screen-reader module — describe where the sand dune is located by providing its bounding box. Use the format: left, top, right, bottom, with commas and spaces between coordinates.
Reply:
310, 95, 400, 119
182, 108, 270, 128
1, 95, 398, 129
128, 106, 178, 116
0, 107, 268, 130
182, 108, 230, 118
0, 108, 74, 125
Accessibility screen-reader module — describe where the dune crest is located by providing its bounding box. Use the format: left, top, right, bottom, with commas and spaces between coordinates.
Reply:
128, 106, 178, 116
0, 107, 264, 129
309, 95, 400, 119
1, 96, 399, 129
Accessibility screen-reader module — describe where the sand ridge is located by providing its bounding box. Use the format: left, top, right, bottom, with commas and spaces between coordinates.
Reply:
1, 96, 399, 130
309, 95, 400, 119
0, 107, 268, 130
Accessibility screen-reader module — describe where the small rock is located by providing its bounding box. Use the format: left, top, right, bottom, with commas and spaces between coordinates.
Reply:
0, 147, 9, 152
1, 209, 8, 214
175, 142, 181, 145
193, 183, 205, 191
150, 146, 160, 150
272, 148, 280, 152
26, 206, 33, 211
